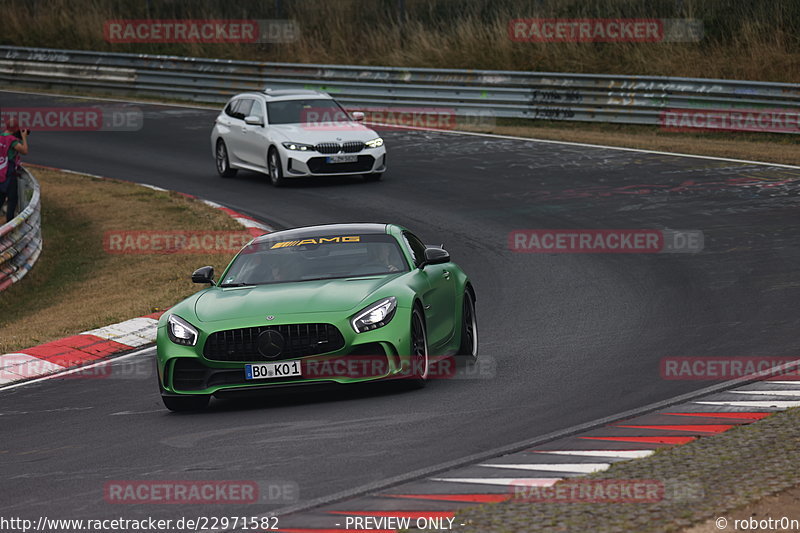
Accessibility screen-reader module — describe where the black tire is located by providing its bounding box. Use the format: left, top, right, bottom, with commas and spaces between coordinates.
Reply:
267, 147, 286, 187
457, 290, 478, 364
364, 173, 383, 182
215, 140, 237, 178
408, 306, 429, 389
162, 395, 210, 412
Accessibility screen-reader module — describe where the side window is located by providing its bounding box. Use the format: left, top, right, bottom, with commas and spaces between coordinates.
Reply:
223, 99, 237, 118
249, 100, 265, 121
231, 98, 253, 120
402, 232, 427, 268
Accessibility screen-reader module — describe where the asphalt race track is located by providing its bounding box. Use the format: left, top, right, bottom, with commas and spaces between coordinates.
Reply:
3, 91, 800, 521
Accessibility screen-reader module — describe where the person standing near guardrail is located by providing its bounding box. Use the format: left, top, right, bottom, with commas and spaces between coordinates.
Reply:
0, 118, 29, 223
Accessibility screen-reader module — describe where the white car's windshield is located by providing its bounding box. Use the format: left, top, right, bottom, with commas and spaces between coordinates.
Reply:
267, 98, 351, 125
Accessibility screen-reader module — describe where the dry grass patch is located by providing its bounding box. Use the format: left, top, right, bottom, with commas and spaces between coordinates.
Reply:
0, 167, 246, 353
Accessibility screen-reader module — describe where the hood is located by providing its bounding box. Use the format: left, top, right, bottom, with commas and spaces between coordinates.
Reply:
194, 276, 394, 322
270, 123, 379, 144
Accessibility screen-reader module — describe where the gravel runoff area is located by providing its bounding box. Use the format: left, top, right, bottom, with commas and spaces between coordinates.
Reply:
453, 407, 800, 532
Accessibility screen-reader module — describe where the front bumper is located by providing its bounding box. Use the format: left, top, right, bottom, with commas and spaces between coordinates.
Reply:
281, 146, 387, 177
156, 307, 412, 397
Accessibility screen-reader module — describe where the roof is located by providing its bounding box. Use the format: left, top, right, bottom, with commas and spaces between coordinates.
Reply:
262, 89, 331, 100
252, 223, 389, 243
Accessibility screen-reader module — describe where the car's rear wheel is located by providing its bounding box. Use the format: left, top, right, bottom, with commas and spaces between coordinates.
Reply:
409, 306, 429, 388
268, 147, 286, 187
215, 140, 237, 178
457, 290, 478, 364
162, 395, 210, 412
364, 173, 383, 182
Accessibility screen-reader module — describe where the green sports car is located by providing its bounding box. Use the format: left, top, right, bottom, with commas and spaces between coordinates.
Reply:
156, 223, 478, 411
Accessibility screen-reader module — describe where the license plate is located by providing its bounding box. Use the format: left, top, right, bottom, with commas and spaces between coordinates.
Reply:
326, 155, 358, 163
245, 361, 302, 380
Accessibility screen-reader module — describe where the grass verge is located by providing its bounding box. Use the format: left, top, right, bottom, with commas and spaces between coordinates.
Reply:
0, 166, 245, 353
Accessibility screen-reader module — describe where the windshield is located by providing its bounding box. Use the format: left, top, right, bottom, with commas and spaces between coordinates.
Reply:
267, 98, 351, 125
220, 234, 408, 286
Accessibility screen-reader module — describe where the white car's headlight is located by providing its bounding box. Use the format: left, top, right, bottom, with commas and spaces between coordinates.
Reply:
351, 297, 397, 333
167, 314, 198, 346
282, 142, 315, 151
365, 137, 384, 148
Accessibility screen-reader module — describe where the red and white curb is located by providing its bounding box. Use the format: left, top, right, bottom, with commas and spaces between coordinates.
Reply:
0, 165, 273, 388
271, 379, 800, 532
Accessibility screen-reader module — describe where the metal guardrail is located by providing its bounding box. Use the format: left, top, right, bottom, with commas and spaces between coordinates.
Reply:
0, 45, 798, 130
0, 166, 42, 292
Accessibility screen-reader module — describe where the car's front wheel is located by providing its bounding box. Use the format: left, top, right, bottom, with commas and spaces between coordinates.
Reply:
268, 147, 286, 187
457, 290, 478, 364
162, 395, 210, 412
409, 306, 429, 388
215, 140, 237, 178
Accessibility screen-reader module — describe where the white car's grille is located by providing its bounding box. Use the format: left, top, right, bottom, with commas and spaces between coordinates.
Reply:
315, 141, 366, 154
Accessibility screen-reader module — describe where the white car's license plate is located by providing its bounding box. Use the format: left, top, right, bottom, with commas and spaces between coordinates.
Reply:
245, 361, 302, 380
326, 155, 358, 163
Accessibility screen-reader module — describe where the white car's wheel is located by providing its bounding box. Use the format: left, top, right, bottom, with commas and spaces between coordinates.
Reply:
215, 140, 237, 178
268, 148, 286, 187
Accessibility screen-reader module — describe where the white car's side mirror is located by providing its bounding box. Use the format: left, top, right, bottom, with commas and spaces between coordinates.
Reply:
244, 115, 264, 126
352, 111, 365, 122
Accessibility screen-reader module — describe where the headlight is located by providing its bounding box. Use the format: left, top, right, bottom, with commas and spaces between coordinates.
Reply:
365, 137, 384, 148
351, 297, 397, 333
282, 141, 315, 151
167, 314, 198, 346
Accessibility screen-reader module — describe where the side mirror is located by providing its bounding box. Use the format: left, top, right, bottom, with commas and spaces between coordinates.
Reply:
192, 266, 215, 285
244, 115, 264, 126
421, 247, 450, 268
352, 111, 365, 122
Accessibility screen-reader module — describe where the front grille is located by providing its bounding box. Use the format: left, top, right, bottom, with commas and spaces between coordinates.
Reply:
342, 141, 365, 153
203, 323, 345, 362
307, 155, 375, 174
315, 142, 341, 154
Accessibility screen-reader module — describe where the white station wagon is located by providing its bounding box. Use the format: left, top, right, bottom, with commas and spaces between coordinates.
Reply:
210, 89, 387, 186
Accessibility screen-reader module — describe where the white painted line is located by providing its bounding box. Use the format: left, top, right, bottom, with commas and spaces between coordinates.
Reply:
695, 401, 800, 409
430, 478, 562, 487
479, 463, 611, 474
201, 199, 224, 209
0, 346, 155, 392
730, 390, 800, 397
533, 450, 654, 459
763, 381, 800, 385
366, 122, 800, 169
83, 317, 159, 347
137, 183, 168, 192
234, 217, 272, 231
0, 88, 218, 111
